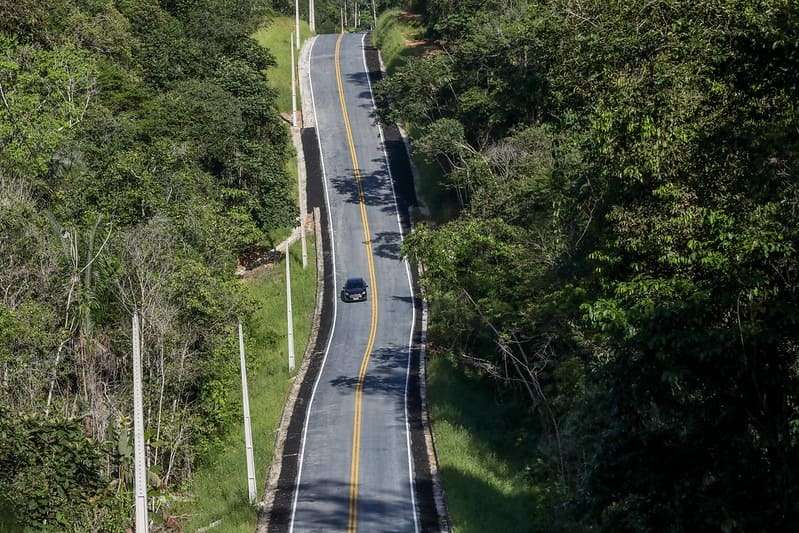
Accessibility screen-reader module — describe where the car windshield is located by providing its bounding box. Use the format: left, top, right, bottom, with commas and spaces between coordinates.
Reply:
345, 278, 365, 290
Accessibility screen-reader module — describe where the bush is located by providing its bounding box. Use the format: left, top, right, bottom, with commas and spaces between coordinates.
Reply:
0, 411, 126, 530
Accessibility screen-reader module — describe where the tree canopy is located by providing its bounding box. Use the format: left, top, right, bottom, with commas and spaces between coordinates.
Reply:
1, 0, 293, 528
378, 1, 799, 530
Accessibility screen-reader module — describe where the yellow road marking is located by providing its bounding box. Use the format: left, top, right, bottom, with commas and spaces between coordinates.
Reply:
334, 32, 379, 533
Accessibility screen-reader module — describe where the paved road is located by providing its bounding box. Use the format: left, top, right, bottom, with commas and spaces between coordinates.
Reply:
290, 32, 419, 532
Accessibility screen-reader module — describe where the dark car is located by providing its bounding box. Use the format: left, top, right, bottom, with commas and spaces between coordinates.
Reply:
341, 277, 368, 302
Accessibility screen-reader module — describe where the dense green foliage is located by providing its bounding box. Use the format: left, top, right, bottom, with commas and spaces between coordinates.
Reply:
0, 410, 128, 529
376, 2, 799, 530
1, 0, 295, 528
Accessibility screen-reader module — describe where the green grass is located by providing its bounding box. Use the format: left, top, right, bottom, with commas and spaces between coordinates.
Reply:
427, 356, 545, 532
177, 238, 317, 532
253, 17, 313, 115
250, 14, 313, 273
373, 10, 457, 224
374, 9, 425, 76
253, 16, 312, 248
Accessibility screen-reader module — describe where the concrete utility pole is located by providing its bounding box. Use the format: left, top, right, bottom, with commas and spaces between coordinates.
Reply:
132, 312, 148, 533
371, 0, 377, 27
290, 35, 307, 269
344, 0, 348, 30
286, 247, 296, 372
294, 0, 301, 50
355, 1, 359, 29
298, 165, 308, 270
238, 323, 257, 504
340, 7, 344, 33
290, 32, 297, 128
309, 0, 315, 33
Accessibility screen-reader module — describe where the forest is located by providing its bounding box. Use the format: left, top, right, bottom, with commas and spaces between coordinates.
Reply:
375, 0, 799, 530
1, 0, 295, 528
3, 0, 798, 530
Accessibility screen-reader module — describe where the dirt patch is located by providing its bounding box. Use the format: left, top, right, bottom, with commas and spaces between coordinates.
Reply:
398, 11, 422, 23
237, 248, 285, 279
404, 38, 430, 48
400, 37, 442, 60
279, 111, 303, 126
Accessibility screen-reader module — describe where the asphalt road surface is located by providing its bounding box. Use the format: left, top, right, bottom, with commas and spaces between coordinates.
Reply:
289, 32, 420, 532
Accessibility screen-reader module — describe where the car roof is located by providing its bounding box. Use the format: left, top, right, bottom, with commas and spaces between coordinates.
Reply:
345, 277, 366, 286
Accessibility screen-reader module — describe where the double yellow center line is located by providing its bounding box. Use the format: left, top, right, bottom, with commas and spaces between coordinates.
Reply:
334, 33, 379, 533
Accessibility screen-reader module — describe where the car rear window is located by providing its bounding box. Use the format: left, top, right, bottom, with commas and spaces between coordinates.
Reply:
346, 279, 365, 289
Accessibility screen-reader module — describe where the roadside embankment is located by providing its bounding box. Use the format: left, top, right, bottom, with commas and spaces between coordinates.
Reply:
174, 17, 318, 533
176, 238, 317, 533
253, 16, 313, 245
373, 10, 457, 223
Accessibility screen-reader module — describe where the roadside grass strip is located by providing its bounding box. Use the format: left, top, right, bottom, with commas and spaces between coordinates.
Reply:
252, 17, 312, 115
254, 16, 312, 247
374, 9, 426, 76
427, 356, 546, 532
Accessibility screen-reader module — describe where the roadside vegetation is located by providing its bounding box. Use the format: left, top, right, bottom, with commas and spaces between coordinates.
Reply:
0, 1, 305, 529
167, 14, 318, 532
253, 17, 312, 115
376, 1, 799, 531
177, 239, 317, 532
271, 0, 375, 34
428, 356, 545, 532
374, 9, 456, 222
374, 9, 425, 75
253, 16, 312, 246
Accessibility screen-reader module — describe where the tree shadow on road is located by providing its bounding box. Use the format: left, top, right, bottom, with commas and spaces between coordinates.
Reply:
373, 230, 402, 260
283, 476, 417, 531
329, 345, 407, 398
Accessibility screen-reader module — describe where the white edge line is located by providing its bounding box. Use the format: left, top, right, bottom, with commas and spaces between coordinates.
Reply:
289, 35, 340, 533
360, 32, 421, 533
